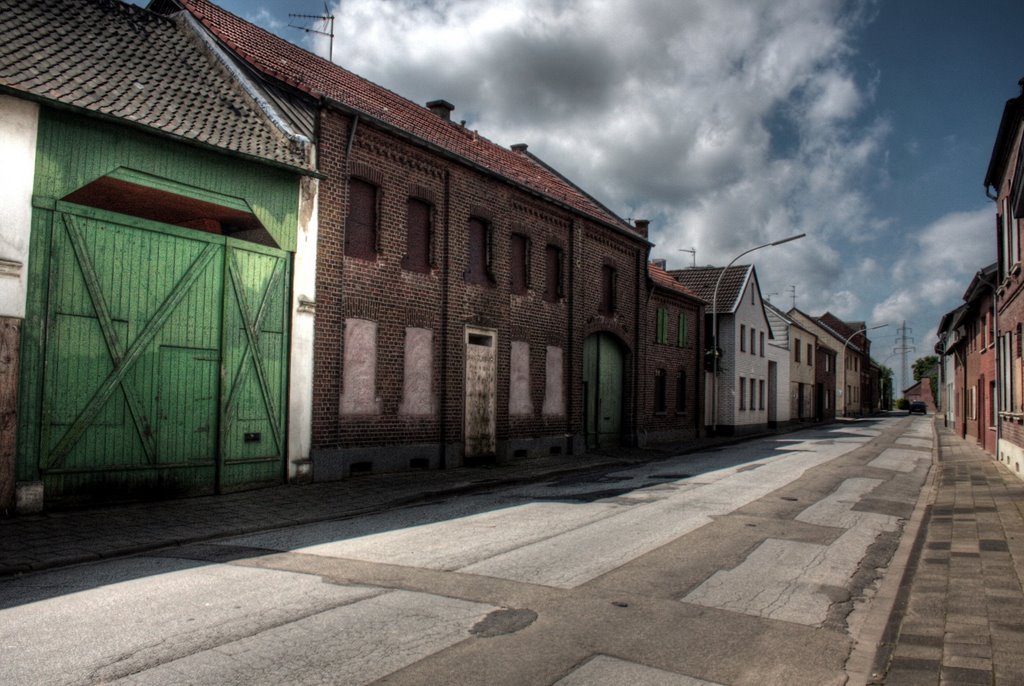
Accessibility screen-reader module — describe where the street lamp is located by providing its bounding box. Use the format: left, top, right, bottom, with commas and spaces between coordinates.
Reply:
841, 324, 888, 417
710, 233, 805, 434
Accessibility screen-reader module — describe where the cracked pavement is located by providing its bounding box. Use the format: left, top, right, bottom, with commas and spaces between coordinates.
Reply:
0, 416, 932, 685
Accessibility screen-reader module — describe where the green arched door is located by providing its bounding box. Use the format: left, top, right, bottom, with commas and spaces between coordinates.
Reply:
583, 332, 624, 448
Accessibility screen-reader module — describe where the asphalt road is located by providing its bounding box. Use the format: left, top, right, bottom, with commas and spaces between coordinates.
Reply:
0, 416, 932, 685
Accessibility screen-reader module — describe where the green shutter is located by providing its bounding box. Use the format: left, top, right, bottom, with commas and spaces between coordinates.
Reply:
656, 308, 668, 344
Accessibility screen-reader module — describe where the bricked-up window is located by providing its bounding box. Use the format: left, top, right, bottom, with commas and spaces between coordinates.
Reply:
676, 371, 687, 412
600, 265, 617, 314
678, 313, 688, 347
654, 369, 667, 413
402, 198, 432, 273
510, 233, 530, 294
346, 178, 378, 259
655, 308, 668, 344
465, 217, 494, 285
544, 245, 564, 302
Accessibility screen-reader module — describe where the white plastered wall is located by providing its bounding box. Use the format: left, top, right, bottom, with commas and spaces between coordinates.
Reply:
0, 95, 39, 319
287, 175, 318, 480
998, 438, 1024, 482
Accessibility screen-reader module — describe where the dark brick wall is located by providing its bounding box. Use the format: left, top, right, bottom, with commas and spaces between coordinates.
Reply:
311, 109, 650, 475
640, 288, 703, 444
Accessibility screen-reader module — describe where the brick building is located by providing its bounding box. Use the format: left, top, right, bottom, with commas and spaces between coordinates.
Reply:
941, 265, 998, 455
815, 342, 837, 423
641, 262, 705, 444
162, 0, 657, 478
986, 80, 1024, 476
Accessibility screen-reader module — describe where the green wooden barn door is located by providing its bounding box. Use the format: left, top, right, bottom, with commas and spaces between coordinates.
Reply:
41, 204, 224, 499
583, 332, 624, 449
218, 239, 289, 491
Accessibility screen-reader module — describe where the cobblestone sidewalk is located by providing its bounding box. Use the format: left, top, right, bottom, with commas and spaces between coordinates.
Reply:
875, 422, 1024, 685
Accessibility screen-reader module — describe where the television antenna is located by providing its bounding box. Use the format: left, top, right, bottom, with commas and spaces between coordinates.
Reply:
678, 247, 696, 267
289, 4, 335, 61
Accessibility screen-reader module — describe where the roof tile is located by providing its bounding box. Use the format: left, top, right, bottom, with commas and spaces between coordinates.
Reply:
167, 0, 636, 233
0, 0, 311, 170
669, 265, 751, 314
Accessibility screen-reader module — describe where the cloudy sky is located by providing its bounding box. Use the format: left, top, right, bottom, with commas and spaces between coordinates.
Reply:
142, 0, 1023, 382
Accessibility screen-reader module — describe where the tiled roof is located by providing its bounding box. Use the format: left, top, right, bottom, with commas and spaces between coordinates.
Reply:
668, 265, 751, 314
160, 0, 636, 235
0, 0, 311, 170
649, 262, 705, 302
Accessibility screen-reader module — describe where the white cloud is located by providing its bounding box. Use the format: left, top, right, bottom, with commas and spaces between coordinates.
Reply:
324, 0, 986, 361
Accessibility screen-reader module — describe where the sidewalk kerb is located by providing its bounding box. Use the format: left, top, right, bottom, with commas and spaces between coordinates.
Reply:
845, 415, 939, 686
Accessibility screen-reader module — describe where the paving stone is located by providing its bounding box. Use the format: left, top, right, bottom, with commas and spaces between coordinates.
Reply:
939, 666, 991, 684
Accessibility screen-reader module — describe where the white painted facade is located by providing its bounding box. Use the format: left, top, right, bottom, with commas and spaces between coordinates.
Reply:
0, 95, 39, 320
287, 176, 318, 480
764, 304, 791, 426
715, 271, 773, 433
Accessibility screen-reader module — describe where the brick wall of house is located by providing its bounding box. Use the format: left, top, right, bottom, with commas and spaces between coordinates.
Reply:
640, 287, 703, 444
815, 344, 837, 423
310, 108, 649, 477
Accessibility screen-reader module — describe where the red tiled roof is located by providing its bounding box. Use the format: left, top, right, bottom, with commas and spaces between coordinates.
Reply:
668, 265, 751, 314
649, 262, 705, 302
162, 0, 636, 234
0, 0, 312, 170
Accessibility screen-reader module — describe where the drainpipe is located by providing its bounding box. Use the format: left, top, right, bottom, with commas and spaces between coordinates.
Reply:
566, 218, 576, 455
438, 168, 450, 469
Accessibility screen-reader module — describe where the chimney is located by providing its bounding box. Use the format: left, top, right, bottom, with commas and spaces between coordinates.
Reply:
651, 258, 667, 270
634, 218, 650, 238
511, 143, 528, 153
426, 99, 454, 121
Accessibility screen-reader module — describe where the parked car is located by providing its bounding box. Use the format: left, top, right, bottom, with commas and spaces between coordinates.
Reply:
909, 401, 927, 414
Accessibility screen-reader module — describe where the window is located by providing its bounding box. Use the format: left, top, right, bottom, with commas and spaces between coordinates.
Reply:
751, 378, 757, 411
825, 353, 830, 372
750, 328, 756, 355
678, 313, 689, 347
345, 178, 378, 260
807, 343, 813, 366
760, 331, 765, 357
655, 308, 669, 344
654, 369, 666, 413
759, 380, 765, 410
739, 376, 746, 410
544, 245, 564, 302
740, 325, 747, 352
600, 264, 617, 314
676, 371, 687, 412
794, 338, 801, 363
465, 217, 493, 284
402, 198, 432, 273
510, 233, 530, 294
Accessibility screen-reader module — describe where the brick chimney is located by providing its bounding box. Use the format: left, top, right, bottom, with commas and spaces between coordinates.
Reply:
634, 218, 650, 238
426, 99, 454, 121
511, 143, 528, 153
651, 258, 667, 270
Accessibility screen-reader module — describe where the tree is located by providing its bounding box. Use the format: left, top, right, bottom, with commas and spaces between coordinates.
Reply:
912, 355, 939, 381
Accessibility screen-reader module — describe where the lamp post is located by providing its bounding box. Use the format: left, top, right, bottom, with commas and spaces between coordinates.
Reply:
710, 233, 805, 434
841, 324, 887, 417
